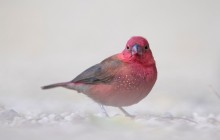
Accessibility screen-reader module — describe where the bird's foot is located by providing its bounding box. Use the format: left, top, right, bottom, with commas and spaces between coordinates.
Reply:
99, 104, 109, 117
99, 105, 135, 118
118, 107, 135, 118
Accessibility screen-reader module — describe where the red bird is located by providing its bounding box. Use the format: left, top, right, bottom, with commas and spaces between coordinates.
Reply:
42, 36, 157, 117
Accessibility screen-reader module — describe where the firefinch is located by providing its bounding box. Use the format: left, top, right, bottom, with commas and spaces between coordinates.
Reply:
42, 36, 157, 117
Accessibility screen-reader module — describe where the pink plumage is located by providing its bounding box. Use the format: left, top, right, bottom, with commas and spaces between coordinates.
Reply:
42, 36, 157, 117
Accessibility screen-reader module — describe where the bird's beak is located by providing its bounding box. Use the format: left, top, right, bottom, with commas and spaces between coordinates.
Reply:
132, 44, 142, 56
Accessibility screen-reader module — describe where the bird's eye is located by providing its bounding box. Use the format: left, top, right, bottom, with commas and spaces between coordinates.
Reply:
144, 46, 148, 50
126, 46, 130, 50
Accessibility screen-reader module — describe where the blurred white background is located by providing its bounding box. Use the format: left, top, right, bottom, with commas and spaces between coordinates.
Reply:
0, 0, 220, 139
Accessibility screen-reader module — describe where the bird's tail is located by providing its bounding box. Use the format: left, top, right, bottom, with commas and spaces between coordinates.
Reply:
41, 82, 71, 90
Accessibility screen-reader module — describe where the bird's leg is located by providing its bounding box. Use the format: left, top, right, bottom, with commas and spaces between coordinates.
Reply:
119, 107, 135, 118
99, 104, 109, 117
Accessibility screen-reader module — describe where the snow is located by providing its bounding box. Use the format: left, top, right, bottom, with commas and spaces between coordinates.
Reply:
0, 105, 220, 140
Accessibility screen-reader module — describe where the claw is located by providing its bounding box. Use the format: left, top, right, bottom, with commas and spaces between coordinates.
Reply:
118, 107, 135, 118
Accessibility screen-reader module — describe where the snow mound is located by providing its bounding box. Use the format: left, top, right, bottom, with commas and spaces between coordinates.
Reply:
1, 108, 219, 126
0, 107, 220, 140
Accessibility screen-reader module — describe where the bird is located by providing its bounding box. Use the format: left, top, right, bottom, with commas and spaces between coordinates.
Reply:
42, 36, 157, 117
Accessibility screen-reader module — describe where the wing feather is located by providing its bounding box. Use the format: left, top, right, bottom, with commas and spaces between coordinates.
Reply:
71, 55, 122, 84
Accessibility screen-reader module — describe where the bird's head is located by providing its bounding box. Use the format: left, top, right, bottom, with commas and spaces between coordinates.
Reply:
121, 36, 155, 66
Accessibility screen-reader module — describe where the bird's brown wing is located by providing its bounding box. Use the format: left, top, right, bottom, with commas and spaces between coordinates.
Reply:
71, 55, 122, 84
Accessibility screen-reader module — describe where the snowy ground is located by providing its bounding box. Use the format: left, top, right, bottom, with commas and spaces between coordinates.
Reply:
0, 99, 220, 140
0, 110, 220, 140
